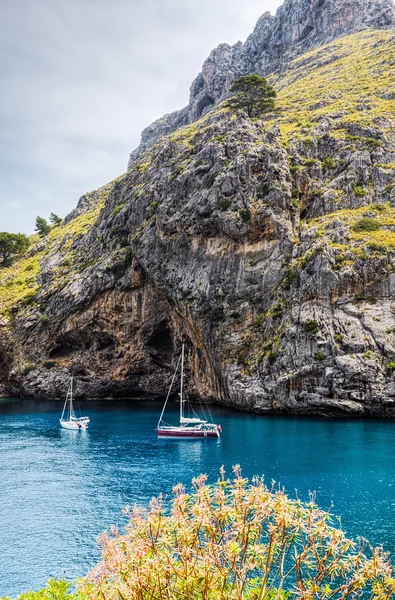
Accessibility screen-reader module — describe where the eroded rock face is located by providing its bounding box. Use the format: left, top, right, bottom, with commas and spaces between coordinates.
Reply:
1, 9, 395, 417
7, 113, 294, 402
4, 87, 395, 416
128, 0, 395, 167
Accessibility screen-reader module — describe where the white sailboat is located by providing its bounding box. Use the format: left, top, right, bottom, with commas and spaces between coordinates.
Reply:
60, 377, 90, 430
156, 343, 222, 439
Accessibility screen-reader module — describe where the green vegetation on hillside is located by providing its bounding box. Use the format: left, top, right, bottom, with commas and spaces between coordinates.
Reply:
35, 217, 51, 238
49, 213, 63, 226
0, 183, 114, 318
309, 203, 395, 253
127, 30, 395, 198
228, 74, 277, 118
272, 30, 395, 141
0, 233, 29, 264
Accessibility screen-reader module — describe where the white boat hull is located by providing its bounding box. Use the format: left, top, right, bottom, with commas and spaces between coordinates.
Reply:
60, 420, 89, 430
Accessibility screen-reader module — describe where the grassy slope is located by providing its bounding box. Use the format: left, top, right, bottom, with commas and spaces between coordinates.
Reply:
273, 29, 395, 139
0, 183, 113, 317
1, 30, 394, 317
272, 29, 395, 263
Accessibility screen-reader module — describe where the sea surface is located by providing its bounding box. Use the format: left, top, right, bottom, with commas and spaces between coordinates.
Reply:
1, 397, 395, 596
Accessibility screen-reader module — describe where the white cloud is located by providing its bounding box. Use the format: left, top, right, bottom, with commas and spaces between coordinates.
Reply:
0, 0, 283, 233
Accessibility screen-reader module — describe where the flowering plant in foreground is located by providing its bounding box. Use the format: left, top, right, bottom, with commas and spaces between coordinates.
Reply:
80, 466, 395, 600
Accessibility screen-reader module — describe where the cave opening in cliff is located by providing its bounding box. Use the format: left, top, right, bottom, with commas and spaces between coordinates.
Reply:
96, 333, 116, 351
196, 95, 215, 118
146, 321, 174, 364
49, 334, 82, 359
300, 24, 315, 40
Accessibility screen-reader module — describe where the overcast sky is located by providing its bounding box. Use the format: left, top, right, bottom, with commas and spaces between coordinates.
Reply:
0, 0, 282, 233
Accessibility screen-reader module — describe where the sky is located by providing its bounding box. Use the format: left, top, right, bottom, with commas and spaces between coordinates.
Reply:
0, 0, 283, 233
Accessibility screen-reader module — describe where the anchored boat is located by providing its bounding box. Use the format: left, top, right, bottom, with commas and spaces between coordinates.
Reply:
156, 343, 222, 439
60, 377, 90, 430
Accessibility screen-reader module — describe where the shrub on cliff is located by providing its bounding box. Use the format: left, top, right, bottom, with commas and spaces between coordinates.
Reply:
228, 74, 276, 118
49, 212, 63, 226
0, 232, 29, 265
79, 467, 395, 600
34, 216, 51, 237
352, 217, 381, 232
302, 320, 320, 335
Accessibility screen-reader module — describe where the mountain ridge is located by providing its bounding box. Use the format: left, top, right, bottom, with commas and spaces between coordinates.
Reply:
127, 0, 395, 168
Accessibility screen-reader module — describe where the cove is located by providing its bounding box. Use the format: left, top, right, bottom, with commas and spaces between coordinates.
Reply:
1, 397, 395, 597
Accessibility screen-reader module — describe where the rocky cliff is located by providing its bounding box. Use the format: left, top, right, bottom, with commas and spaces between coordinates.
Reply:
128, 0, 395, 167
1, 0, 395, 416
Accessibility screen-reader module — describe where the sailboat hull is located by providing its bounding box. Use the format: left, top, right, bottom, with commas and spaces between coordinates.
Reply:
60, 420, 88, 430
156, 427, 220, 439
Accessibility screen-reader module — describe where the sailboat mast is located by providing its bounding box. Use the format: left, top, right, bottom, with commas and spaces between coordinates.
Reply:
70, 376, 73, 420
60, 389, 67, 421
180, 343, 185, 425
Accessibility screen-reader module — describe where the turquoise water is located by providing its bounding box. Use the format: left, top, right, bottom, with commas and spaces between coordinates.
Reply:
1, 397, 395, 596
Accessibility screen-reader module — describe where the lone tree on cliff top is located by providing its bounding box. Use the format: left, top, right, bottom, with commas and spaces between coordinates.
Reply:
229, 74, 276, 118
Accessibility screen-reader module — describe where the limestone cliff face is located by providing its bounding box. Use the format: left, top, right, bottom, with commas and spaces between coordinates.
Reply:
1, 7, 395, 416
128, 0, 395, 167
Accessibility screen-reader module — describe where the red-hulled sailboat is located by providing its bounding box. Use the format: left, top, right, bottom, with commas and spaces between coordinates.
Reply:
156, 343, 222, 439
